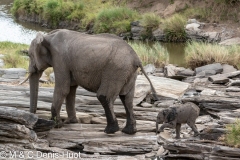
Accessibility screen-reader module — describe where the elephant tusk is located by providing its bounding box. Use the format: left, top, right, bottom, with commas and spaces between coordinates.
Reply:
19, 73, 32, 85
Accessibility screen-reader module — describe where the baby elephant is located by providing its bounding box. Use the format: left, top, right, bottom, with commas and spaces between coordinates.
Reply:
156, 102, 200, 139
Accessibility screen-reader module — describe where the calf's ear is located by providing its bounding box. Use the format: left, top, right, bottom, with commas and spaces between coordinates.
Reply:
165, 108, 177, 122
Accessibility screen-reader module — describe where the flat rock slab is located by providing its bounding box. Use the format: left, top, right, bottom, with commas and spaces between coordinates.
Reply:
47, 129, 157, 154
137, 75, 190, 99
195, 63, 223, 75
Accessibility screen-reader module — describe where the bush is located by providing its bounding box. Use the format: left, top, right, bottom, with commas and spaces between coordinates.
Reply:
225, 120, 240, 147
185, 41, 240, 69
162, 14, 187, 42
93, 7, 139, 34
43, 0, 62, 27
128, 41, 169, 67
140, 13, 161, 29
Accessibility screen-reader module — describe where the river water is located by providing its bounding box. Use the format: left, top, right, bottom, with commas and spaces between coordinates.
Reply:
0, 0, 50, 44
0, 0, 186, 66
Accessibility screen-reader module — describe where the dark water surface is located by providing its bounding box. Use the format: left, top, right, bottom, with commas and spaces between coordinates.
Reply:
162, 43, 186, 67
0, 0, 186, 66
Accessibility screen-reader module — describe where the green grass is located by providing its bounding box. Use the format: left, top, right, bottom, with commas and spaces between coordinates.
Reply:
185, 41, 240, 69
128, 41, 169, 67
0, 41, 29, 69
93, 7, 139, 34
225, 120, 240, 148
0, 41, 28, 54
162, 14, 187, 42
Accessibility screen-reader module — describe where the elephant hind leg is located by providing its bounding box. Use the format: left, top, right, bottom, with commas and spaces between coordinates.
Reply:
97, 94, 119, 134
119, 73, 137, 135
187, 120, 199, 136
119, 90, 136, 134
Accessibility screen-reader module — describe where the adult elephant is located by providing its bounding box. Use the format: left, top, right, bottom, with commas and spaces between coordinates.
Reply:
23, 29, 157, 134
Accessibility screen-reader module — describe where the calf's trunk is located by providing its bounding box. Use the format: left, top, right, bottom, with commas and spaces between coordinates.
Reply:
156, 121, 159, 134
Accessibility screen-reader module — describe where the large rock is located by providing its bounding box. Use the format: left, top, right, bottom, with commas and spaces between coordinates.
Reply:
0, 68, 26, 79
186, 23, 200, 31
49, 72, 55, 82
131, 21, 145, 40
0, 106, 38, 129
138, 75, 190, 99
143, 64, 156, 74
203, 31, 221, 42
222, 64, 237, 74
195, 63, 223, 75
152, 28, 166, 41
4, 68, 26, 76
0, 59, 4, 68
219, 37, 240, 45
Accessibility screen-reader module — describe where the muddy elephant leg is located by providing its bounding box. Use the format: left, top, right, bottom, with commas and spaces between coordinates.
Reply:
65, 85, 78, 124
119, 86, 136, 134
97, 94, 119, 134
176, 123, 181, 139
187, 121, 199, 136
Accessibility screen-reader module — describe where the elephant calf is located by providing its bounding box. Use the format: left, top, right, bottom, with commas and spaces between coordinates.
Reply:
156, 102, 200, 139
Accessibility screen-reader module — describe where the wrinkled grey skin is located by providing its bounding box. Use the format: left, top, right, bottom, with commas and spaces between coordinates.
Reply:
28, 29, 157, 135
156, 102, 200, 139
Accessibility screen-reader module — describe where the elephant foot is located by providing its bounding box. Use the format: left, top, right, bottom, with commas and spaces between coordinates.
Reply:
51, 117, 64, 128
175, 136, 181, 139
64, 117, 79, 124
193, 132, 200, 137
104, 122, 119, 134
122, 125, 137, 135
54, 120, 64, 128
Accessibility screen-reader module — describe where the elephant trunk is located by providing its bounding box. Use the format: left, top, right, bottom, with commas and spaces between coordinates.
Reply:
156, 120, 159, 134
29, 72, 40, 113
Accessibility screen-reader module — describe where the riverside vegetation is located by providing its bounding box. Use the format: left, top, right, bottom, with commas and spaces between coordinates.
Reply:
10, 0, 240, 41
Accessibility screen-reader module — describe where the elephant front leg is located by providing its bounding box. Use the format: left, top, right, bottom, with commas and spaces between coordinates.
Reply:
159, 122, 176, 133
187, 121, 199, 137
65, 85, 78, 124
97, 95, 119, 134
51, 81, 70, 128
175, 123, 181, 139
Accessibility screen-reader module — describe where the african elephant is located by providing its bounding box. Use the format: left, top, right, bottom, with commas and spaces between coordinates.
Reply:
156, 102, 200, 139
23, 29, 157, 135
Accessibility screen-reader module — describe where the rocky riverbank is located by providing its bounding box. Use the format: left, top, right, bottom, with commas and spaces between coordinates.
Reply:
1, 60, 240, 159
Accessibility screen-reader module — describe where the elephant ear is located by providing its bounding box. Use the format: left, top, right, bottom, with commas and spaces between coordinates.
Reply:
35, 32, 44, 44
165, 107, 177, 122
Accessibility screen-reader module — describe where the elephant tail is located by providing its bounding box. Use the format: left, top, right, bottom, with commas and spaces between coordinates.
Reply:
138, 63, 159, 101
